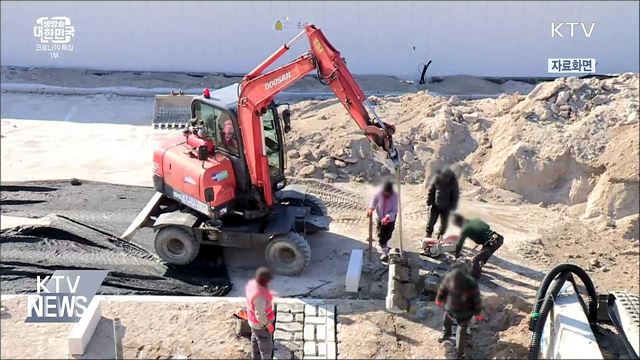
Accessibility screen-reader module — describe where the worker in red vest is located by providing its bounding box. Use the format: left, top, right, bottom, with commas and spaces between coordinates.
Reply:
246, 267, 276, 359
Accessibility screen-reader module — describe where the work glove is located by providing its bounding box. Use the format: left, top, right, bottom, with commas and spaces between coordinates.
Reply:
474, 314, 485, 322
366, 208, 374, 217
381, 215, 392, 225
267, 322, 275, 334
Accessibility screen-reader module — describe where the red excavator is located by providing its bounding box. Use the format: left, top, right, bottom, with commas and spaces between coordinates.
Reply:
122, 24, 398, 275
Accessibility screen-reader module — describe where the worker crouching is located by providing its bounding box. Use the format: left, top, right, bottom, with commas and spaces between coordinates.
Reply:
367, 181, 398, 262
246, 267, 276, 360
452, 214, 504, 279
436, 262, 484, 346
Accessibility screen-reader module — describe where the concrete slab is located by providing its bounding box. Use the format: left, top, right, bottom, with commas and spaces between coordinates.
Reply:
68, 299, 102, 355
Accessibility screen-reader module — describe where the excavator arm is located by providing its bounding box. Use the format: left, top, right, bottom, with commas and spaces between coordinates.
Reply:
238, 24, 398, 206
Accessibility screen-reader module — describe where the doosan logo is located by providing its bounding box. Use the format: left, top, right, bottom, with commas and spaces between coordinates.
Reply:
265, 72, 291, 90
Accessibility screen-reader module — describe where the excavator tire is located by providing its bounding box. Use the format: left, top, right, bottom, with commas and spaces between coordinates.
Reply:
265, 232, 311, 276
154, 226, 200, 265
303, 194, 328, 216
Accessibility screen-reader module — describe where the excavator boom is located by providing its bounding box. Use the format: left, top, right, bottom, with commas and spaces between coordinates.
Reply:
238, 24, 398, 205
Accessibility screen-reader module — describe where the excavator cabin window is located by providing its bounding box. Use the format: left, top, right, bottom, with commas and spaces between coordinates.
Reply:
261, 107, 283, 177
193, 102, 239, 156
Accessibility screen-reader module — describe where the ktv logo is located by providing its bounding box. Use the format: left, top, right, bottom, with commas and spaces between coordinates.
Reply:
26, 270, 108, 323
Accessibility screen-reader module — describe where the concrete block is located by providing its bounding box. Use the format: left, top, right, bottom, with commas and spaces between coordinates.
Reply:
68, 299, 102, 355
295, 313, 304, 322
317, 342, 327, 356
294, 332, 304, 342
326, 341, 337, 359
290, 304, 305, 313
274, 330, 294, 341
326, 317, 336, 342
303, 341, 317, 356
345, 249, 364, 292
278, 313, 294, 322
316, 324, 326, 341
305, 316, 326, 325
277, 322, 303, 332
302, 357, 324, 360
274, 341, 302, 352
277, 303, 294, 313
305, 304, 317, 317
304, 324, 315, 341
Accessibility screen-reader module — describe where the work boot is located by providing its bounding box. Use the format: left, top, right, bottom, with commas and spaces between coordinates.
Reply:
380, 247, 390, 262
437, 332, 452, 343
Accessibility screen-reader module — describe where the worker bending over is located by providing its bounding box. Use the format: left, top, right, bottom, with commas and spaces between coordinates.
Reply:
367, 181, 398, 262
245, 267, 276, 360
436, 262, 484, 345
425, 168, 460, 239
452, 214, 504, 279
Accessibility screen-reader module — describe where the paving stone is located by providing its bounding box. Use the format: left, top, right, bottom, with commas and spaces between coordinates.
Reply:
303, 324, 315, 341
326, 317, 336, 342
303, 341, 317, 356
274, 330, 293, 341
277, 304, 294, 313
316, 324, 326, 341
317, 342, 327, 356
295, 313, 304, 322
277, 322, 303, 332
293, 332, 304, 342
305, 304, 317, 317
293, 350, 303, 359
305, 316, 326, 325
277, 313, 294, 322
318, 304, 336, 317
290, 303, 305, 313
274, 341, 302, 351
302, 356, 325, 360
326, 341, 337, 359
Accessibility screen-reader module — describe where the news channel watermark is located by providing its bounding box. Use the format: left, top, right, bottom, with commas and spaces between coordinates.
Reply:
33, 16, 75, 59
25, 270, 108, 323
548, 22, 597, 74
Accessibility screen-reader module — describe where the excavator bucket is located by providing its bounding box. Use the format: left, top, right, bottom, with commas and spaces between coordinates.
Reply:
152, 93, 194, 129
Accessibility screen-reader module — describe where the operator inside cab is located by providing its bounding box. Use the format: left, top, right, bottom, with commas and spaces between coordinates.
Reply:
195, 102, 240, 156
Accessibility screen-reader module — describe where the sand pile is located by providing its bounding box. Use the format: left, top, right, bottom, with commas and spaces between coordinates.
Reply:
284, 73, 639, 223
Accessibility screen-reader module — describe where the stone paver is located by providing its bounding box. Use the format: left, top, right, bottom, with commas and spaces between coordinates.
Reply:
305, 304, 317, 317
278, 313, 294, 322
303, 324, 315, 341
303, 341, 317, 356
277, 322, 303, 332
316, 325, 326, 341
274, 330, 293, 341
305, 316, 325, 325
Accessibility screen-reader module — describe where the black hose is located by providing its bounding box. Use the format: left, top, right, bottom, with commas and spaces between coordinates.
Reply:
530, 263, 598, 330
419, 60, 432, 85
528, 272, 572, 360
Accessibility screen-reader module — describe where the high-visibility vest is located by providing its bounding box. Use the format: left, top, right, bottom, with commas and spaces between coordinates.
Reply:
245, 279, 275, 326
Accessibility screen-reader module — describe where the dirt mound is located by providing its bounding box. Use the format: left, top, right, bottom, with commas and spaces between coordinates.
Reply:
285, 73, 639, 222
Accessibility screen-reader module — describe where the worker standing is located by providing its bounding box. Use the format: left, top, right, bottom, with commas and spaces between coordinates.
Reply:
425, 168, 460, 239
452, 214, 504, 279
245, 267, 276, 360
436, 262, 483, 349
367, 181, 398, 262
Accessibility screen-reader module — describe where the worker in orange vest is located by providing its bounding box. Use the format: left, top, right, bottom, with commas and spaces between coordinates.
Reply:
246, 267, 276, 359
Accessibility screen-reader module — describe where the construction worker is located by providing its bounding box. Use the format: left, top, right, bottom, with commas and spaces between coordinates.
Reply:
245, 267, 276, 360
452, 214, 504, 279
436, 262, 484, 346
367, 180, 398, 262
425, 168, 460, 239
